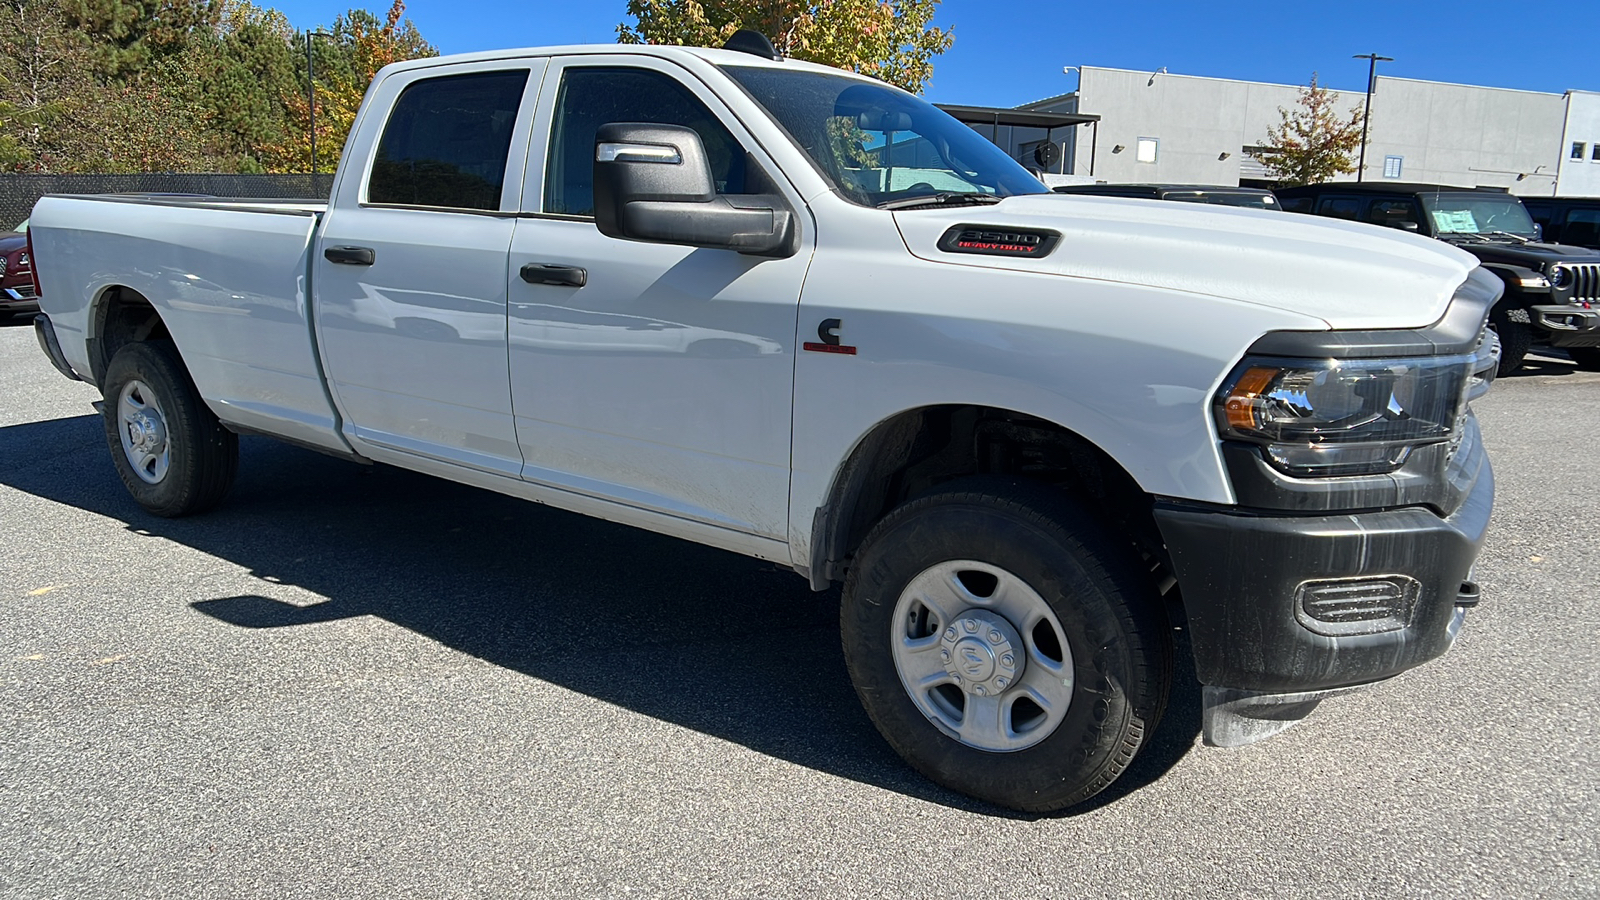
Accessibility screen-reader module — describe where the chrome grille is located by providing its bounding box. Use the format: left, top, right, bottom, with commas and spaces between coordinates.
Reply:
1557, 263, 1600, 302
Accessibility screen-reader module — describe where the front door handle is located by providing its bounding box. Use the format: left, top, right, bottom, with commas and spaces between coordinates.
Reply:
324, 246, 375, 266
520, 263, 587, 288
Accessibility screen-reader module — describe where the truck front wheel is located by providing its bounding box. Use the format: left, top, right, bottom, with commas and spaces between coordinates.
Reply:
101, 340, 238, 517
840, 479, 1171, 812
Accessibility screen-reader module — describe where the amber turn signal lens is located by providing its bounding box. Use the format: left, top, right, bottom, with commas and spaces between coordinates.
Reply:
1223, 366, 1280, 431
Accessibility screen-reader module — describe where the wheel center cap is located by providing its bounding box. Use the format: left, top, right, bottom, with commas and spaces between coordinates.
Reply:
939, 609, 1024, 697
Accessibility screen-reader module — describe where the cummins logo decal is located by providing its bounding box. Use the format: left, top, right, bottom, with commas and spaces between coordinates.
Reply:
937, 224, 1062, 259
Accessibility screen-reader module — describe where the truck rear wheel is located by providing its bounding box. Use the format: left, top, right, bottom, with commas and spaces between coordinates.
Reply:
840, 478, 1171, 812
101, 340, 238, 517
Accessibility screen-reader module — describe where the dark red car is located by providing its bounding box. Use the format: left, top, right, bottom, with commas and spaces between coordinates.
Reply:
1, 218, 39, 320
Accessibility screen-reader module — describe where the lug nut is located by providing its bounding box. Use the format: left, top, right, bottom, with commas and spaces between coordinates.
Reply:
973, 685, 987, 696
987, 629, 1003, 644
939, 649, 950, 663
963, 618, 977, 633
1000, 654, 1014, 668
994, 677, 1008, 690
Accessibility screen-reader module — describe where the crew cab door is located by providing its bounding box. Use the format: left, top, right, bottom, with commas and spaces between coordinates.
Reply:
506, 56, 811, 541
314, 60, 544, 476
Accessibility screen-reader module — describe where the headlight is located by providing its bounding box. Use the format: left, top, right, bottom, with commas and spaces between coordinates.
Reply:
1216, 354, 1473, 477
1548, 265, 1568, 288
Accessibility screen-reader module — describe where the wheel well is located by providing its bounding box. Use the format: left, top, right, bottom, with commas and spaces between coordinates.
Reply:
811, 406, 1172, 593
89, 287, 170, 386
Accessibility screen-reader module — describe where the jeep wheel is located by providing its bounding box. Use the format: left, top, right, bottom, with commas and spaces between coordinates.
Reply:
1488, 307, 1532, 376
101, 340, 238, 517
840, 478, 1171, 812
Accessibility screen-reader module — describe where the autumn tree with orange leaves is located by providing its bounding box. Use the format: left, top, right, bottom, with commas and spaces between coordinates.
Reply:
619, 0, 953, 93
261, 0, 435, 173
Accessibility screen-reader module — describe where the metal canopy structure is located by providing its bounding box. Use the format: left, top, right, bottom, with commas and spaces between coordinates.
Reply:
934, 104, 1101, 176
934, 104, 1100, 130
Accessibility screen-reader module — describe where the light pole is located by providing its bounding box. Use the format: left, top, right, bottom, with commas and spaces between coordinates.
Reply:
306, 29, 333, 179
1353, 52, 1392, 182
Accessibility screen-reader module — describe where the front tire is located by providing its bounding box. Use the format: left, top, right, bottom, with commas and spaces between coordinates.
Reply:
101, 340, 238, 517
841, 479, 1171, 812
1489, 306, 1532, 376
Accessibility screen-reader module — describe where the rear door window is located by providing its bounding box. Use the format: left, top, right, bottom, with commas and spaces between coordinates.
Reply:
367, 69, 531, 212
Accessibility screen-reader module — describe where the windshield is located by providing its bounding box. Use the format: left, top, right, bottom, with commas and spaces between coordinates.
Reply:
1163, 191, 1279, 210
720, 65, 1048, 208
1419, 193, 1537, 238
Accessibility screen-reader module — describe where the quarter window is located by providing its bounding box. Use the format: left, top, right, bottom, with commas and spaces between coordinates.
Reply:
546, 67, 748, 217
1316, 196, 1364, 220
368, 70, 530, 212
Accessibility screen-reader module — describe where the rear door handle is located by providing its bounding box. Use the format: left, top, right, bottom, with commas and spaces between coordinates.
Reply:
520, 263, 587, 288
324, 246, 375, 266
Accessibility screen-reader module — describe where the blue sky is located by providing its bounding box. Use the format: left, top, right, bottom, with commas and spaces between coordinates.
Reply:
270, 0, 1600, 107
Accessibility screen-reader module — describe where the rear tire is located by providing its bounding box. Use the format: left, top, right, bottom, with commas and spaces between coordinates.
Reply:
101, 340, 238, 517
840, 478, 1171, 812
1567, 347, 1600, 371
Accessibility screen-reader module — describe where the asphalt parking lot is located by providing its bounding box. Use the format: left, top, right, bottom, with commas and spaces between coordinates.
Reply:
1, 319, 1596, 899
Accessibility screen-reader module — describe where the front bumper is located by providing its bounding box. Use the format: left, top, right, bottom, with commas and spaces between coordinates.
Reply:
2, 284, 39, 315
1154, 446, 1492, 695
1531, 304, 1600, 347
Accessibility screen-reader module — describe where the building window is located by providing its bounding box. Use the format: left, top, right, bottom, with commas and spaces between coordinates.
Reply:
1592, 144, 1600, 162
1136, 137, 1158, 163
1383, 155, 1403, 179
1574, 142, 1588, 160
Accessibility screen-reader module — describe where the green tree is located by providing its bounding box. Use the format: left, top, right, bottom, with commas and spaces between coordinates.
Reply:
618, 0, 953, 93
59, 0, 220, 78
1249, 73, 1364, 186
201, 0, 297, 171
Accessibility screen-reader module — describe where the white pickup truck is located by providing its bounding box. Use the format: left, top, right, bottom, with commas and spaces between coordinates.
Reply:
27, 33, 1499, 812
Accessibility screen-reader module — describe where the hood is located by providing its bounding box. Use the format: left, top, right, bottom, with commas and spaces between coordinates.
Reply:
1441, 238, 1600, 267
893, 194, 1480, 330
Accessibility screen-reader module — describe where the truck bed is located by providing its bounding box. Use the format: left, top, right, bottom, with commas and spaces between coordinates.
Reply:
29, 193, 348, 454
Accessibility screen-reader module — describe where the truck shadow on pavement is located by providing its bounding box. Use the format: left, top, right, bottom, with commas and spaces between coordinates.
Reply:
2, 413, 1201, 817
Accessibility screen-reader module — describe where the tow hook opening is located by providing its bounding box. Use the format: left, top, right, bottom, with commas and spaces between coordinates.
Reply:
1456, 580, 1481, 608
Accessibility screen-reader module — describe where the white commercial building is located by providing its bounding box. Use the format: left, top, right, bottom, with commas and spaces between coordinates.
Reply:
979, 67, 1600, 197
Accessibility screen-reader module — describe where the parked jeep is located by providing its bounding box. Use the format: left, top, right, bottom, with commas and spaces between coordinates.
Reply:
1277, 183, 1600, 372
1054, 183, 1280, 210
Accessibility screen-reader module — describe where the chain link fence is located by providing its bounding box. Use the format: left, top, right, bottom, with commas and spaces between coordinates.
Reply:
0, 174, 335, 230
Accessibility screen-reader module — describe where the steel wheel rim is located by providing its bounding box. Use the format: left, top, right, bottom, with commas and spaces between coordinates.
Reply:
117, 379, 170, 485
890, 560, 1074, 752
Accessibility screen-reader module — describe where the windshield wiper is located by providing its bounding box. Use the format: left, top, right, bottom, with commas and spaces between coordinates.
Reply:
1482, 231, 1531, 243
877, 192, 1004, 211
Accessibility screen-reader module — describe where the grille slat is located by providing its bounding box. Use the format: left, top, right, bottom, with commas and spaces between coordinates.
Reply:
1561, 263, 1600, 302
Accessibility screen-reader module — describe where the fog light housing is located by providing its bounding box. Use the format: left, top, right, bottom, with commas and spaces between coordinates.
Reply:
1294, 576, 1421, 637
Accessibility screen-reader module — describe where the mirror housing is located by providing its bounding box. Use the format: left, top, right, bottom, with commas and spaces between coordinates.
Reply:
593, 123, 797, 258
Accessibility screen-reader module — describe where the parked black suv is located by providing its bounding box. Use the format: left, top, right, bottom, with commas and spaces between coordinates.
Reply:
1053, 183, 1280, 210
1521, 197, 1600, 250
1277, 183, 1600, 373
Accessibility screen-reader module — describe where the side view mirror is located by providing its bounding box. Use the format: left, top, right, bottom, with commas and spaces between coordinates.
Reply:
593, 123, 797, 258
